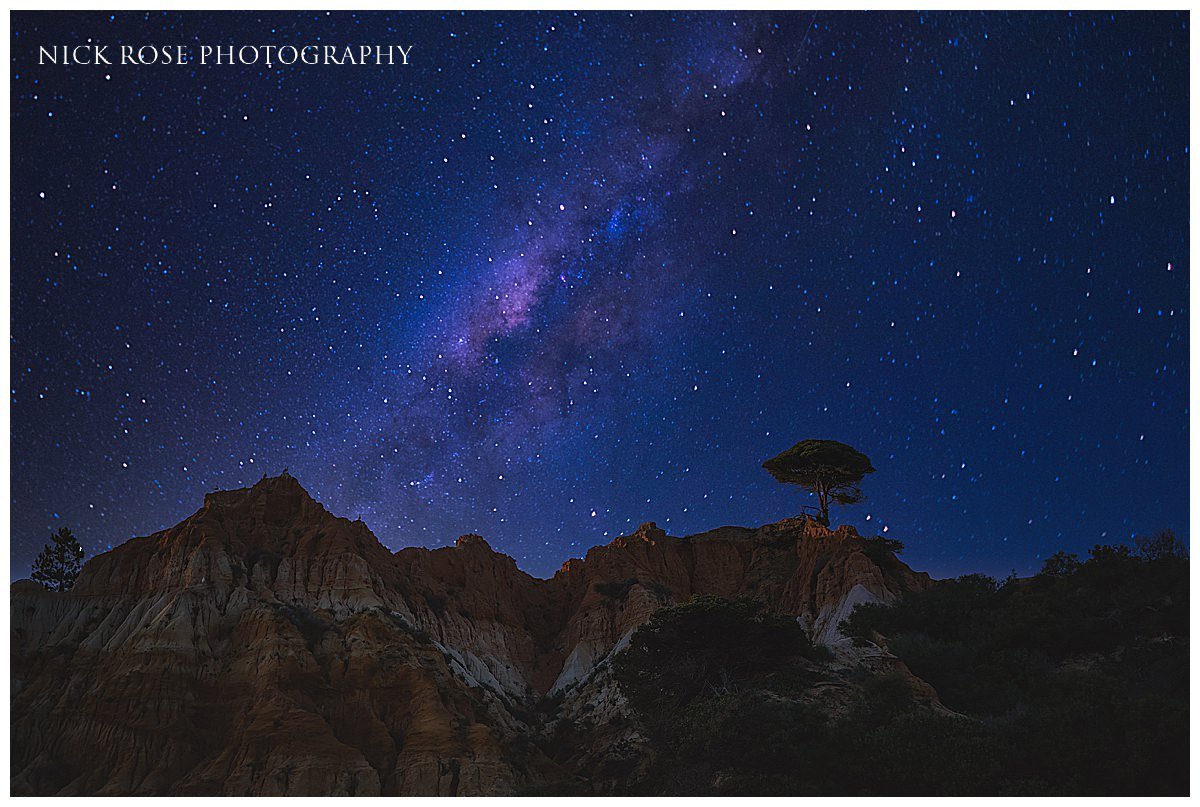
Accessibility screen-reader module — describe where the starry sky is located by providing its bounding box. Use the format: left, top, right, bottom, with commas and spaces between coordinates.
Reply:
10, 11, 1189, 581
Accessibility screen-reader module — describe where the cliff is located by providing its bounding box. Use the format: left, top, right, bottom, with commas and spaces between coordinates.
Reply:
11, 473, 934, 795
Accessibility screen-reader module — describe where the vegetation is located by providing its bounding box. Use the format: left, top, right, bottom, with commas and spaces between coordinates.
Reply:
1133, 528, 1187, 561
612, 539, 1188, 796
762, 439, 875, 525
861, 535, 905, 565
31, 527, 85, 592
614, 596, 825, 717
839, 537, 1188, 795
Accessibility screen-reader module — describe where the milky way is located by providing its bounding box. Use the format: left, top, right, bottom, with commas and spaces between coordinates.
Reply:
10, 11, 1189, 580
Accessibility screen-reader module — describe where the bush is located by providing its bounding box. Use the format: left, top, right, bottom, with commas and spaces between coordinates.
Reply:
614, 596, 820, 715
1039, 550, 1080, 577
610, 545, 1188, 795
834, 543, 1189, 794
1134, 529, 1187, 561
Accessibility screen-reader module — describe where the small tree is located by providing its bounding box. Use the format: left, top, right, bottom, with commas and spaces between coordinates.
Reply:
762, 439, 875, 525
31, 527, 85, 592
1134, 529, 1187, 562
1040, 550, 1081, 577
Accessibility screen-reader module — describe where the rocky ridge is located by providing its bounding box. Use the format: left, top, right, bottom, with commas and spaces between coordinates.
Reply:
11, 473, 936, 795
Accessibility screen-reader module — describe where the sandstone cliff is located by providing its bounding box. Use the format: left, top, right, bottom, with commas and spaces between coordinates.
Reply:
11, 473, 934, 795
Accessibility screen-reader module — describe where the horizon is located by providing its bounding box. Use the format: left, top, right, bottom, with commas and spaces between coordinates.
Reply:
9, 468, 1175, 585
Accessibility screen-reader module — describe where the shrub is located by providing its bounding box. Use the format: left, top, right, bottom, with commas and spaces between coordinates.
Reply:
1134, 529, 1187, 561
614, 595, 820, 715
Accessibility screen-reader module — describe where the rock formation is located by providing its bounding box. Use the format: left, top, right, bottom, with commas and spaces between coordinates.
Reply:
11, 473, 935, 795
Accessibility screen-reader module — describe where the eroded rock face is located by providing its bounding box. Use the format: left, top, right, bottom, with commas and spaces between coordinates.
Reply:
11, 474, 933, 796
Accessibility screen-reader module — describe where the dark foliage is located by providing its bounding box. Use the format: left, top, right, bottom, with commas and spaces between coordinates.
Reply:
614, 596, 824, 717
1039, 550, 1080, 577
31, 527, 85, 592
612, 547, 1187, 796
840, 544, 1189, 795
614, 596, 1002, 795
1134, 529, 1187, 561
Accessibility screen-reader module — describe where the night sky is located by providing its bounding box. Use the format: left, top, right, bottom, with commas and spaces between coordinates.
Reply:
10, 11, 1189, 581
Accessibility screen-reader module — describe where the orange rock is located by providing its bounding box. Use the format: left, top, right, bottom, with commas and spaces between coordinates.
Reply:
11, 474, 932, 795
